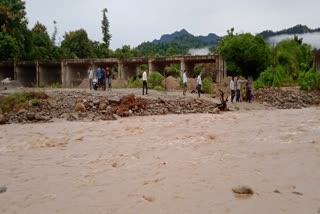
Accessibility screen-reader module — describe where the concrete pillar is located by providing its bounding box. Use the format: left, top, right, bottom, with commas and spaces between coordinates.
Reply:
180, 60, 186, 77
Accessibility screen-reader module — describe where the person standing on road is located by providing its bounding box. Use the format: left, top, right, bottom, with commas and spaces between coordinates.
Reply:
230, 76, 235, 103
183, 70, 188, 95
101, 67, 107, 91
142, 70, 148, 95
246, 77, 252, 103
196, 73, 202, 98
236, 76, 244, 102
106, 67, 112, 91
96, 66, 102, 87
88, 66, 94, 90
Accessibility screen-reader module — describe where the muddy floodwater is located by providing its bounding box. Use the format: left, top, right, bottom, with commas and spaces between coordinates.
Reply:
0, 107, 320, 214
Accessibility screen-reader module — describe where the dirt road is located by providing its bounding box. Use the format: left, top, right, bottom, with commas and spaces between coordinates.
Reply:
0, 107, 320, 213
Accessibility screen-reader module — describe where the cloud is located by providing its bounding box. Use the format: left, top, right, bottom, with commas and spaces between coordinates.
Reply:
267, 32, 320, 49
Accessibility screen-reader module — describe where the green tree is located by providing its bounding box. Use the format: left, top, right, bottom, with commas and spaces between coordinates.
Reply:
0, 32, 19, 60
101, 8, 111, 49
114, 45, 137, 58
216, 31, 271, 79
30, 21, 54, 60
0, 0, 32, 60
60, 29, 95, 59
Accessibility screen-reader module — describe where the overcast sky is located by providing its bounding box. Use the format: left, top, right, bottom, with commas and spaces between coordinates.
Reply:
25, 0, 320, 50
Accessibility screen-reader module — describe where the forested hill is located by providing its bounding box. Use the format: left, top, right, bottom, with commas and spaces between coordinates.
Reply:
259, 24, 320, 39
152, 29, 220, 45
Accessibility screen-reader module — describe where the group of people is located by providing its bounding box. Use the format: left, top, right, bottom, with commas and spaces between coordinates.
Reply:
88, 65, 112, 91
230, 76, 252, 103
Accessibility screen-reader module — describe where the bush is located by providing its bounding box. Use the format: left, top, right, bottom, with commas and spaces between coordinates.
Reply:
148, 72, 164, 89
255, 66, 292, 89
154, 85, 165, 91
127, 77, 142, 88
51, 82, 62, 88
202, 77, 214, 94
299, 69, 320, 90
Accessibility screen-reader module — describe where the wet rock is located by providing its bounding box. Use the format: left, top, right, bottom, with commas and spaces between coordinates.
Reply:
68, 113, 79, 121
0, 114, 6, 125
0, 186, 7, 194
108, 96, 121, 104
232, 185, 254, 195
112, 114, 122, 120
35, 114, 50, 121
75, 103, 86, 112
26, 112, 36, 120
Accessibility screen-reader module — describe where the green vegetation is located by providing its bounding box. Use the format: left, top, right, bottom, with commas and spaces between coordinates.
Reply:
51, 82, 62, 88
0, 91, 48, 113
216, 29, 271, 79
298, 69, 320, 90
202, 77, 214, 94
127, 77, 142, 88
147, 72, 165, 89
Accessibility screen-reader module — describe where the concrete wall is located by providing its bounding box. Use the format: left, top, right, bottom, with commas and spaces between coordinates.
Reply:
16, 63, 37, 87
0, 63, 14, 80
0, 55, 227, 87
39, 63, 62, 86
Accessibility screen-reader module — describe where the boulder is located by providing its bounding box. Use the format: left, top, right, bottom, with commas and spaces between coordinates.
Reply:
0, 114, 6, 125
108, 96, 121, 104
75, 103, 86, 112
99, 103, 107, 111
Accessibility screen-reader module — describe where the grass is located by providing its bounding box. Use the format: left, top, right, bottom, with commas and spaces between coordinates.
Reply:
0, 91, 48, 113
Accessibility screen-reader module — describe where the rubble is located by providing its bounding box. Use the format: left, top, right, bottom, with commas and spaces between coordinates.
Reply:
254, 88, 320, 109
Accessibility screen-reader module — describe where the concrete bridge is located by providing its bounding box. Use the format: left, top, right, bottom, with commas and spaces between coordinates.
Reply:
0, 55, 227, 88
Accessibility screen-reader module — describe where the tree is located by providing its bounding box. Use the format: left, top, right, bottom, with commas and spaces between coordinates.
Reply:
216, 32, 271, 79
0, 32, 19, 61
0, 0, 32, 60
30, 21, 54, 60
114, 45, 137, 58
60, 29, 95, 59
51, 20, 58, 45
101, 8, 111, 49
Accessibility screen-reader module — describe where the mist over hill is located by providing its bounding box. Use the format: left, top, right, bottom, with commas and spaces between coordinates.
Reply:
266, 32, 320, 49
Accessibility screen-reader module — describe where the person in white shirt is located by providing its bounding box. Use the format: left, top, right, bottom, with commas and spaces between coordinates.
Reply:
142, 71, 148, 95
230, 76, 235, 103
88, 66, 93, 90
196, 73, 202, 98
183, 70, 188, 95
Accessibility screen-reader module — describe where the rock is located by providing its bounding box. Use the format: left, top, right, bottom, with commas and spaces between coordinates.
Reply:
0, 186, 7, 194
234, 106, 240, 111
274, 190, 281, 194
99, 103, 107, 111
112, 114, 122, 120
68, 113, 79, 121
75, 103, 86, 112
26, 112, 36, 120
212, 108, 220, 114
232, 185, 254, 195
47, 99, 57, 108
35, 114, 50, 121
108, 96, 121, 104
93, 99, 100, 106
0, 114, 6, 125
17, 109, 28, 115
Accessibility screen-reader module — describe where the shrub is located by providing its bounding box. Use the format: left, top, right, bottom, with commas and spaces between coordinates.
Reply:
255, 66, 292, 88
299, 69, 320, 90
148, 72, 164, 89
202, 77, 214, 94
127, 77, 142, 88
51, 82, 62, 88
154, 85, 165, 91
